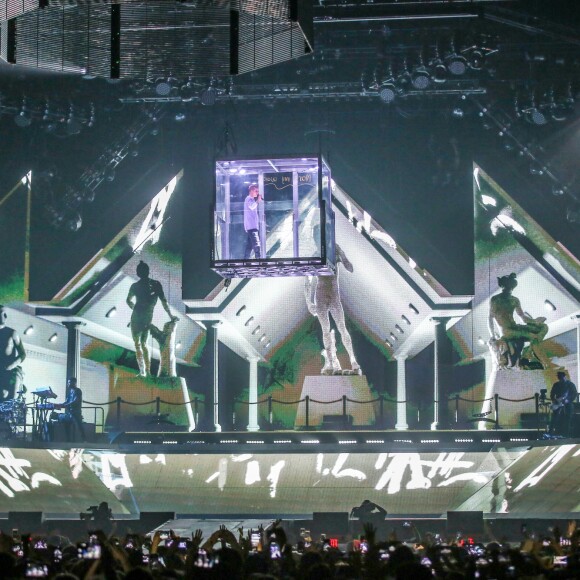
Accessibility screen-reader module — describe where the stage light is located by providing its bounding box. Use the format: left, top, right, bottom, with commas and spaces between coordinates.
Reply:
14, 100, 32, 128
477, 336, 485, 345
409, 303, 419, 315
251, 325, 261, 335
468, 47, 485, 70
385, 339, 392, 348
259, 334, 267, 343
245, 316, 254, 326
81, 186, 96, 204
524, 102, 547, 126
24, 325, 34, 336
389, 332, 398, 341
200, 86, 217, 106
104, 166, 116, 182
543, 300, 556, 312
48, 333, 58, 343
264, 341, 271, 348
401, 315, 411, 325
411, 66, 430, 90
378, 82, 397, 104
176, 341, 182, 350
566, 206, 580, 224
408, 257, 416, 269
106, 306, 117, 318
236, 306, 246, 316
552, 185, 566, 196
66, 107, 82, 135
395, 324, 404, 334
65, 212, 82, 232
446, 41, 467, 76
155, 79, 173, 96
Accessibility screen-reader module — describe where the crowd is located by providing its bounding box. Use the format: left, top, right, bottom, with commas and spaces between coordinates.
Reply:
1, 519, 580, 579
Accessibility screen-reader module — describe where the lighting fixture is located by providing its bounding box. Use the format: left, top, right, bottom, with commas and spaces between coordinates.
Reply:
385, 339, 392, 348
378, 81, 397, 104
445, 41, 467, 76
200, 86, 217, 106
395, 324, 404, 334
430, 44, 447, 84
49, 333, 58, 343
245, 316, 254, 326
24, 325, 34, 336
236, 305, 246, 316
543, 300, 556, 312
389, 332, 398, 341
411, 54, 431, 90
14, 99, 32, 128
401, 315, 411, 325
259, 334, 267, 343
409, 303, 419, 315
155, 78, 173, 96
106, 306, 117, 318
477, 336, 485, 345
251, 325, 261, 335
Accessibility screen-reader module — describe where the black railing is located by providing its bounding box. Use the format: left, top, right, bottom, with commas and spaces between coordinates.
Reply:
23, 390, 546, 433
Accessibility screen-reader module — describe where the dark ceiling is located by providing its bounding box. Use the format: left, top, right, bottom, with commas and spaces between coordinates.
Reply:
1, 0, 579, 297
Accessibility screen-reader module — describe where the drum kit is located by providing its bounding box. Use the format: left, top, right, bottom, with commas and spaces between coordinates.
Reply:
0, 386, 27, 438
0, 385, 58, 439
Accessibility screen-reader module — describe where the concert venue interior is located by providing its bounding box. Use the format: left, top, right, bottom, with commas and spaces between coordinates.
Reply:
0, 0, 579, 574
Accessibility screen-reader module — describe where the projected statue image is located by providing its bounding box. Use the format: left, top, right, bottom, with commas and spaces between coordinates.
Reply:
305, 244, 361, 376
487, 272, 552, 370
0, 305, 26, 402
126, 261, 178, 377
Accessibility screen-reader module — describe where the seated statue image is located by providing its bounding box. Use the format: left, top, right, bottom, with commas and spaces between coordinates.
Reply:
305, 243, 361, 376
487, 272, 552, 370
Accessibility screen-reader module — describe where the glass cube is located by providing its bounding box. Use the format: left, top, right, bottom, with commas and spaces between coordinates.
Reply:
211, 155, 336, 278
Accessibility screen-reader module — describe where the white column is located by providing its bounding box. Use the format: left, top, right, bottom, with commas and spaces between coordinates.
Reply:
431, 319, 440, 431
247, 356, 260, 432
395, 355, 408, 430
212, 322, 222, 433
575, 314, 580, 391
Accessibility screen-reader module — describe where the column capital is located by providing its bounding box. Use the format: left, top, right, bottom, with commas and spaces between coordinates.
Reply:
61, 320, 85, 329
246, 355, 261, 363
394, 354, 408, 362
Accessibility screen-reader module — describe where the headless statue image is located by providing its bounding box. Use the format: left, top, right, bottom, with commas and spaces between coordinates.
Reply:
305, 244, 361, 375
0, 305, 26, 402
126, 261, 177, 377
488, 272, 552, 369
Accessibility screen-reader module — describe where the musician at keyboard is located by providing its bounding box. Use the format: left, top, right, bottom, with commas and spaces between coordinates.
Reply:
55, 377, 86, 442
549, 370, 578, 438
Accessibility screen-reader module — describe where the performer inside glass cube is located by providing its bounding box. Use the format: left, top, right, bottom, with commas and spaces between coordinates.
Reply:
243, 183, 262, 260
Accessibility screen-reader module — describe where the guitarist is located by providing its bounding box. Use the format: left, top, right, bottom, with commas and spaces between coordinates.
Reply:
549, 371, 578, 437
